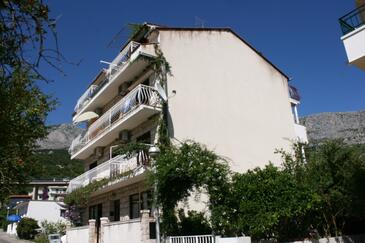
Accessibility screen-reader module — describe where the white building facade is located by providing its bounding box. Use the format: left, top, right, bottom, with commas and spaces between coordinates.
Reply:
66, 23, 307, 243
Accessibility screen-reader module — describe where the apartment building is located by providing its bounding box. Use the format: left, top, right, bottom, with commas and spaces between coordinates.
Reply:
339, 0, 365, 71
28, 179, 68, 201
66, 23, 307, 243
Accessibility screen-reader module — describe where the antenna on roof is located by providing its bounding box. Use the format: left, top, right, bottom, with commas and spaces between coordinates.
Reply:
195, 16, 206, 28
107, 25, 129, 49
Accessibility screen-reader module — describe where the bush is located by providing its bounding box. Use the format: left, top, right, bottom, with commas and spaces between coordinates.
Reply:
34, 233, 49, 243
17, 217, 39, 240
41, 220, 67, 235
1, 221, 8, 232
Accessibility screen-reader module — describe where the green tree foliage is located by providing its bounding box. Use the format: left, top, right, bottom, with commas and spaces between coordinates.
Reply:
17, 217, 39, 240
30, 149, 83, 180
226, 164, 319, 241
304, 140, 365, 237
176, 209, 212, 236
151, 141, 230, 236
0, 0, 59, 202
154, 140, 365, 241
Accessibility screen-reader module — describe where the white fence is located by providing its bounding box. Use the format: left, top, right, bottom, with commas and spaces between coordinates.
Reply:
169, 235, 216, 243
102, 220, 142, 243
69, 84, 159, 156
66, 226, 89, 243
168, 236, 252, 243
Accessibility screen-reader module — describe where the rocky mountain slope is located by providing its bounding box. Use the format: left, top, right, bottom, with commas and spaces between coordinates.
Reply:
37, 124, 84, 150
301, 110, 365, 144
37, 110, 365, 150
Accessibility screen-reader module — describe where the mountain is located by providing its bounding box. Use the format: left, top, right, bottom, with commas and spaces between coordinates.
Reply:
32, 124, 84, 180
301, 110, 365, 145
37, 124, 84, 150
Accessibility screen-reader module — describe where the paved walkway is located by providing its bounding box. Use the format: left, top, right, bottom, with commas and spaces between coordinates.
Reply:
0, 231, 32, 243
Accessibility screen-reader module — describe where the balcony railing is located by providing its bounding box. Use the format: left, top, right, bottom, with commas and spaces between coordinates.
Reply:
106, 41, 141, 78
69, 84, 159, 156
66, 150, 150, 193
74, 41, 141, 115
289, 85, 300, 101
339, 4, 365, 35
74, 85, 98, 113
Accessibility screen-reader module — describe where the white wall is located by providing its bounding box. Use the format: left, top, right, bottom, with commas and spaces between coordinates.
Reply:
102, 220, 141, 243
160, 30, 297, 172
22, 201, 66, 223
66, 226, 89, 243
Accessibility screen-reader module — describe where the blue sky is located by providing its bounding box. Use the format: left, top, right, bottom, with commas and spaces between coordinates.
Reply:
41, 0, 365, 125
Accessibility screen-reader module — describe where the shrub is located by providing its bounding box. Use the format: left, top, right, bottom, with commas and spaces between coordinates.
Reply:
41, 220, 67, 235
17, 217, 39, 240
34, 233, 48, 243
1, 221, 8, 232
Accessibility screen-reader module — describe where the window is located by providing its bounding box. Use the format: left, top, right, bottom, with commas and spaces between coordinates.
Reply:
89, 161, 97, 170
141, 191, 153, 212
60, 209, 66, 218
129, 194, 140, 219
136, 131, 151, 144
129, 191, 153, 219
113, 200, 120, 222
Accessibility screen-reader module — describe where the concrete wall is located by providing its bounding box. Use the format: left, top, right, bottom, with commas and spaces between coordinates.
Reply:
159, 30, 297, 172
102, 220, 141, 243
66, 226, 89, 243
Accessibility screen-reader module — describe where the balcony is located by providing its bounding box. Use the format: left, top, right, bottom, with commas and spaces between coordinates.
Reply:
69, 84, 161, 160
339, 4, 365, 70
66, 151, 150, 193
73, 41, 156, 121
294, 123, 308, 143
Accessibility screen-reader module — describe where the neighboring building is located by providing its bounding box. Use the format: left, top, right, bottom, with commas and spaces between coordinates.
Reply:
5, 180, 69, 237
28, 179, 69, 201
66, 23, 307, 241
339, 0, 365, 71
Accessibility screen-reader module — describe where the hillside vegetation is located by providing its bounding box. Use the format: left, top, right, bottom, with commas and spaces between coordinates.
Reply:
30, 149, 83, 180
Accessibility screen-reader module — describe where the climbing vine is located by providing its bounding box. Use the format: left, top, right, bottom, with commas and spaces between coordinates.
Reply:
149, 141, 231, 236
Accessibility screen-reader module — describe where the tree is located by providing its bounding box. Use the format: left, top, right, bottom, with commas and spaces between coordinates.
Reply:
0, 0, 59, 202
305, 140, 365, 236
225, 164, 318, 241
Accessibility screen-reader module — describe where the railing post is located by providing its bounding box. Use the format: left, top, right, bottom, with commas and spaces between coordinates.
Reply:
108, 110, 111, 126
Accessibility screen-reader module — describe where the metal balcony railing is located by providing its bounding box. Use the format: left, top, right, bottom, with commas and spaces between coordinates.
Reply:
339, 4, 365, 35
74, 85, 99, 113
66, 150, 150, 193
289, 85, 300, 101
73, 41, 141, 114
69, 84, 159, 156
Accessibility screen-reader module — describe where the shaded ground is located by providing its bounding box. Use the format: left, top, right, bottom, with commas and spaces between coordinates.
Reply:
0, 231, 32, 243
